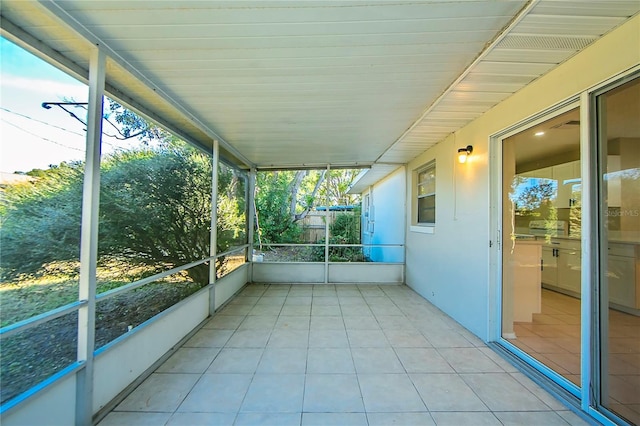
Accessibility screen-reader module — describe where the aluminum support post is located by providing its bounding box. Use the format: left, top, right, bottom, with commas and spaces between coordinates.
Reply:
76, 47, 105, 426
247, 168, 257, 280
209, 140, 219, 315
324, 165, 330, 284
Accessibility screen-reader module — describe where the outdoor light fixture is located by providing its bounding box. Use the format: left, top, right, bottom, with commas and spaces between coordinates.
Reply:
457, 145, 473, 164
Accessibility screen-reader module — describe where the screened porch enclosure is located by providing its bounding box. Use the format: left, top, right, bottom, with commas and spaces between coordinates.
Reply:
1, 1, 639, 425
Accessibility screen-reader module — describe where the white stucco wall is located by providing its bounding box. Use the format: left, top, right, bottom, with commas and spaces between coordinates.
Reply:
362, 167, 406, 263
403, 15, 640, 341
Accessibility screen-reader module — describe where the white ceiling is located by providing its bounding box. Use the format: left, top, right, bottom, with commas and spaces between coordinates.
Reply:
1, 1, 639, 179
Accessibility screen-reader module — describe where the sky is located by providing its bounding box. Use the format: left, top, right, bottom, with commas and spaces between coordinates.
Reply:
0, 37, 138, 174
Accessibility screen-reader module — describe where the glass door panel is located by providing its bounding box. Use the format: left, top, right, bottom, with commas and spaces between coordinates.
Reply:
501, 107, 582, 387
597, 76, 640, 424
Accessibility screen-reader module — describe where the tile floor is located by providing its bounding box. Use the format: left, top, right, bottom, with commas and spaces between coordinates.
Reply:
99, 284, 589, 426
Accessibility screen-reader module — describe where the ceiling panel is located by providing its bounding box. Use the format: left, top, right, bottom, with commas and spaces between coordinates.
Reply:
1, 0, 637, 177
378, 1, 639, 166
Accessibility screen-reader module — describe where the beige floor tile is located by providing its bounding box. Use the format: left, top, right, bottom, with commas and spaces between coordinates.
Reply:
430, 412, 500, 425
206, 348, 263, 373
308, 328, 349, 348
307, 348, 355, 373
202, 315, 244, 330
555, 410, 592, 426
410, 373, 488, 412
384, 329, 431, 348
184, 329, 233, 348
352, 347, 404, 373
280, 304, 311, 316
228, 296, 259, 306
339, 296, 368, 305
234, 412, 301, 426
395, 348, 454, 373
256, 296, 286, 305
177, 374, 252, 413
248, 304, 282, 316
311, 304, 342, 316
510, 372, 567, 411
116, 373, 200, 412
343, 315, 381, 330
312, 296, 340, 306
310, 315, 344, 330
156, 347, 220, 374
166, 412, 235, 425
494, 411, 571, 425
376, 316, 415, 331
257, 348, 307, 373
225, 329, 271, 348
275, 315, 310, 329
437, 348, 503, 373
348, 329, 389, 348
98, 412, 172, 425
267, 329, 309, 348
302, 412, 367, 426
241, 374, 305, 413
341, 304, 374, 315
367, 412, 435, 426
358, 374, 427, 412
239, 315, 277, 330
421, 329, 476, 348
219, 304, 252, 316
461, 373, 550, 411
284, 296, 312, 306
303, 374, 364, 412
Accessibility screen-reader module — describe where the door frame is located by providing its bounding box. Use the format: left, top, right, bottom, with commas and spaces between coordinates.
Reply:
488, 97, 582, 395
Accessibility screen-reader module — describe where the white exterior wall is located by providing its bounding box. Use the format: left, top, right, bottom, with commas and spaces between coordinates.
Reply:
362, 167, 406, 262
404, 15, 640, 341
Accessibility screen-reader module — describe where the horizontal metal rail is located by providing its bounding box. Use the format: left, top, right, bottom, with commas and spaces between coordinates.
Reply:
215, 244, 249, 260
258, 243, 404, 248
0, 300, 87, 340
96, 257, 212, 302
257, 243, 324, 247
329, 244, 404, 248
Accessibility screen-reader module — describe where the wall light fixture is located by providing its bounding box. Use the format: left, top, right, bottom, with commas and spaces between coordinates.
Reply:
457, 145, 473, 164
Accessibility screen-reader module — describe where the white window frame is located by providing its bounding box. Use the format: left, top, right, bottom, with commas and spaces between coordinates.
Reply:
413, 161, 436, 230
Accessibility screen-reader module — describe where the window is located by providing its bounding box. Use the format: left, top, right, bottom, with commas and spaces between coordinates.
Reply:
416, 162, 436, 224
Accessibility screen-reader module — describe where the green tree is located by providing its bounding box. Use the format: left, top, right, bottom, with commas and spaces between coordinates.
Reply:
0, 162, 84, 278
97, 144, 215, 284
254, 169, 361, 246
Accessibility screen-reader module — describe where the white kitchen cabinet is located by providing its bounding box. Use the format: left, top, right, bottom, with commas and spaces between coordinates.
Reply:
541, 239, 581, 297
607, 243, 638, 309
557, 248, 581, 294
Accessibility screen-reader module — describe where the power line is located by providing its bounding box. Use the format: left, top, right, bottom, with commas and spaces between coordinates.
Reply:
0, 106, 85, 137
1, 118, 85, 153
1, 106, 132, 150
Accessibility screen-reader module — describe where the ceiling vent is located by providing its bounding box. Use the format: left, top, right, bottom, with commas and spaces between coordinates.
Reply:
498, 35, 597, 51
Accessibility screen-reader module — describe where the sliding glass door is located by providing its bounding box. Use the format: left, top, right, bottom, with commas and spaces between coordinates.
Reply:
501, 105, 582, 390
596, 75, 640, 425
